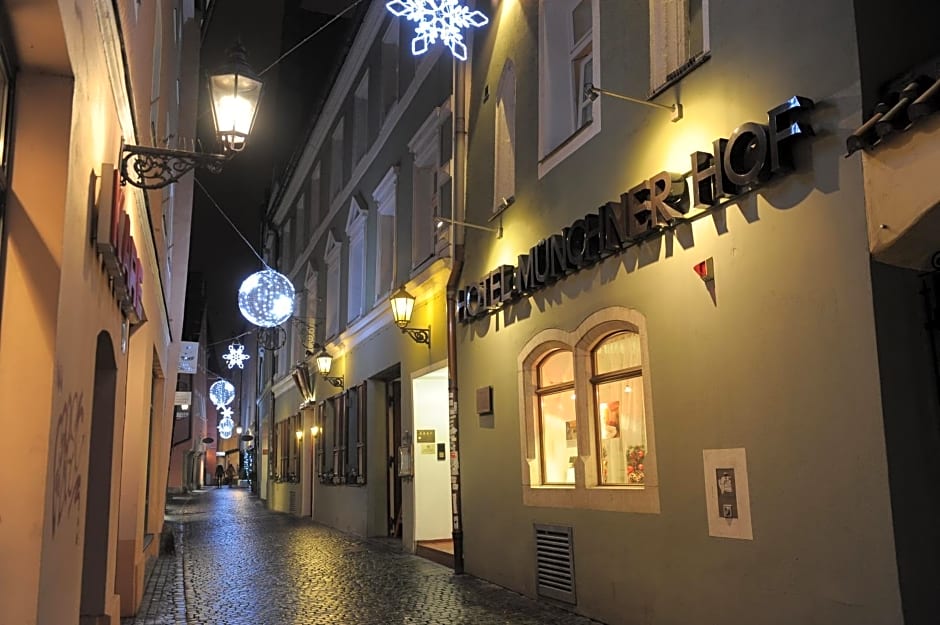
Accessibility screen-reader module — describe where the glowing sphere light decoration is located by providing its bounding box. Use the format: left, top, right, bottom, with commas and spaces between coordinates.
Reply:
209, 379, 236, 408
238, 269, 295, 328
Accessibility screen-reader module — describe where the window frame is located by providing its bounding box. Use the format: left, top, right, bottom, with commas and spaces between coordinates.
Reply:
407, 100, 452, 271
372, 167, 398, 304
535, 350, 576, 486
537, 0, 602, 179
648, 0, 710, 96
517, 307, 660, 513
493, 60, 516, 214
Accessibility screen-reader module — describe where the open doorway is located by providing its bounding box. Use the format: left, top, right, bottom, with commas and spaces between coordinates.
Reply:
80, 332, 117, 621
412, 366, 452, 567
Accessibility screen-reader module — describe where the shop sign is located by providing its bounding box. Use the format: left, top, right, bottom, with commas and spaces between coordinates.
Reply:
96, 164, 145, 324
457, 96, 815, 322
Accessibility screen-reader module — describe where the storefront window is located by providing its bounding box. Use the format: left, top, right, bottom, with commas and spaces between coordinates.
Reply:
518, 307, 660, 513
592, 332, 646, 485
537, 350, 576, 484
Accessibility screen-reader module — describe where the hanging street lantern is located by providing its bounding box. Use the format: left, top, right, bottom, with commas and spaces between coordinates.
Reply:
208, 42, 264, 152
389, 285, 430, 347
120, 42, 264, 189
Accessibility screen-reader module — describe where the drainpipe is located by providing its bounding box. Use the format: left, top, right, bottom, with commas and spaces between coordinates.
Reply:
447, 53, 468, 574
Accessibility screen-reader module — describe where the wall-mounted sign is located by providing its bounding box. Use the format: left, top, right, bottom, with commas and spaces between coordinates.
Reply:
174, 391, 192, 406
703, 448, 753, 540
95, 164, 145, 325
456, 97, 815, 322
416, 429, 436, 443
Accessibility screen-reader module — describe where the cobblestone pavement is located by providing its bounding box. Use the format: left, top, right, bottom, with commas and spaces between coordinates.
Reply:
122, 488, 603, 625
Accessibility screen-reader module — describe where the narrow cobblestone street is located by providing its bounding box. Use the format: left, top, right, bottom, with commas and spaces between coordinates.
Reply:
122, 489, 603, 625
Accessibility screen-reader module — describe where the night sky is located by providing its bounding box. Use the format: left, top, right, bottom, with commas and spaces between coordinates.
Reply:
188, 0, 364, 352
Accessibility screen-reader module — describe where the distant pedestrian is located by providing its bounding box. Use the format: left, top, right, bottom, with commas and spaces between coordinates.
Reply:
215, 463, 224, 488
225, 463, 236, 487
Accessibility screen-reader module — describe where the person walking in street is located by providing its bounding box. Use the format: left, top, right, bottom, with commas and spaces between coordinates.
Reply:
225, 463, 236, 487
215, 463, 224, 488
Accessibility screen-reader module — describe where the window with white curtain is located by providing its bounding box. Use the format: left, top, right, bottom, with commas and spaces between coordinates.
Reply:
381, 21, 400, 124
408, 102, 451, 270
372, 167, 398, 303
494, 60, 516, 213
518, 307, 660, 514
324, 231, 341, 338
538, 0, 601, 177
345, 197, 368, 322
649, 0, 709, 92
352, 72, 369, 167
330, 120, 345, 200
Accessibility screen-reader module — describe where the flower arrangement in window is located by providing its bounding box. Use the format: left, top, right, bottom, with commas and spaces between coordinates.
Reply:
626, 445, 646, 484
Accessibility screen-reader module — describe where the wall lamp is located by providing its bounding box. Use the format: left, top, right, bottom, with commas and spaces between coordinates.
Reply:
389, 286, 430, 348
585, 83, 682, 122
120, 43, 263, 189
435, 215, 503, 238
314, 349, 344, 389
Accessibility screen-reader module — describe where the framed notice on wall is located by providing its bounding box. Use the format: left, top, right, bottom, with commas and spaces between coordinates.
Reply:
702, 448, 753, 540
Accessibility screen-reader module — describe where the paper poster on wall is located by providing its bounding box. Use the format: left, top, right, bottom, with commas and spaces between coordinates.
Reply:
702, 448, 753, 540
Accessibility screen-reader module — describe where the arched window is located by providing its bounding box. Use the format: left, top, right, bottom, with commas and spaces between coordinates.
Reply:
537, 349, 576, 484
591, 331, 646, 485
517, 307, 660, 513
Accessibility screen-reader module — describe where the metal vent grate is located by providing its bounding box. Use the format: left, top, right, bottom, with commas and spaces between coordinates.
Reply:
289, 490, 298, 515
534, 524, 576, 604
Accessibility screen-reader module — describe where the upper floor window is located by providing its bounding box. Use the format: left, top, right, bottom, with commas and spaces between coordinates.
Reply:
310, 162, 322, 224
519, 307, 659, 513
294, 192, 306, 260
372, 167, 398, 303
408, 102, 451, 270
649, 0, 709, 93
381, 21, 400, 124
345, 197, 368, 323
324, 230, 342, 338
538, 0, 601, 177
330, 120, 345, 200
280, 218, 293, 272
494, 60, 516, 213
352, 72, 370, 167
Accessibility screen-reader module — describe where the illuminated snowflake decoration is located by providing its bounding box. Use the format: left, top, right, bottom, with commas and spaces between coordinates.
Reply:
219, 405, 234, 419
223, 342, 250, 369
386, 0, 489, 61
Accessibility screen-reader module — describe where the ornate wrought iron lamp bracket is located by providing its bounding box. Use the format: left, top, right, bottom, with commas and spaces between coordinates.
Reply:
401, 326, 431, 349
120, 142, 232, 190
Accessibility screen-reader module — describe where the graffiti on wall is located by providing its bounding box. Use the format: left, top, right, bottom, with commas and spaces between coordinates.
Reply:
51, 392, 85, 542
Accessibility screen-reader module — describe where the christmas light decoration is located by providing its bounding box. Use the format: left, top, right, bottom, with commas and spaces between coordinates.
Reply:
385, 0, 489, 61
238, 269, 295, 328
223, 342, 250, 369
219, 405, 234, 418
218, 415, 235, 439
209, 379, 236, 408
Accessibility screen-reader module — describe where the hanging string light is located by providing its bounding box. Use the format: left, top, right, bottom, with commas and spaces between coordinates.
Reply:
386, 0, 489, 61
218, 415, 235, 439
238, 268, 296, 328
209, 379, 236, 408
223, 341, 251, 369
